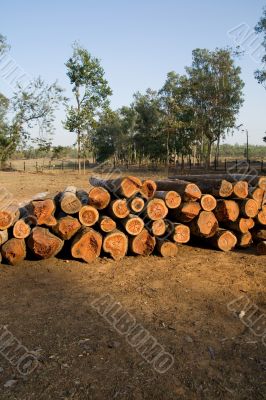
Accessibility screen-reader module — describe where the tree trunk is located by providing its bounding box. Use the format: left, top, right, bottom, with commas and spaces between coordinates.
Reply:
98, 216, 116, 233
129, 229, 155, 256
121, 215, 144, 236
169, 223, 190, 243
257, 241, 266, 255
210, 229, 237, 252
79, 205, 99, 226
88, 187, 111, 210
1, 238, 26, 265
90, 176, 142, 198
156, 239, 178, 257
60, 186, 82, 214
171, 201, 201, 222
222, 218, 254, 233
146, 198, 168, 221
108, 199, 130, 219
189, 211, 218, 238
13, 219, 31, 239
156, 180, 201, 201
0, 229, 8, 245
102, 229, 128, 260
239, 199, 258, 218
27, 227, 64, 259
155, 191, 181, 209
215, 200, 240, 222
52, 216, 81, 240
71, 227, 102, 263
129, 197, 145, 213
200, 194, 217, 211
140, 179, 157, 199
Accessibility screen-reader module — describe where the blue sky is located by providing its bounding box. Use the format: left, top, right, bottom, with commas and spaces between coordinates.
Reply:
0, 0, 265, 146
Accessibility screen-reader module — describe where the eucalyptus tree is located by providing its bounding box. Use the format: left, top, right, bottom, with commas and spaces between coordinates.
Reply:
64, 43, 112, 172
255, 7, 266, 89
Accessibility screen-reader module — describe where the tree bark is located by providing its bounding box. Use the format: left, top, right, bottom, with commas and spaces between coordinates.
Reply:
210, 229, 237, 252
28, 227, 64, 259
90, 176, 142, 198
1, 238, 26, 265
156, 180, 201, 201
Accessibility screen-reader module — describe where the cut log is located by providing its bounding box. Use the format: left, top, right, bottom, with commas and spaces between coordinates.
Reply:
60, 186, 82, 214
0, 230, 8, 245
200, 194, 217, 212
156, 239, 178, 257
249, 187, 264, 208
88, 186, 111, 210
79, 205, 99, 226
71, 227, 102, 263
0, 204, 19, 230
108, 199, 130, 219
174, 174, 266, 190
232, 181, 249, 199
170, 223, 190, 244
215, 200, 240, 222
210, 229, 237, 252
90, 176, 142, 198
121, 215, 144, 236
146, 198, 168, 220
257, 241, 266, 255
129, 196, 145, 213
223, 218, 254, 233
169, 177, 233, 198
172, 201, 201, 223
13, 219, 31, 239
52, 216, 81, 240
76, 189, 89, 205
251, 229, 266, 242
256, 210, 266, 226
190, 211, 218, 238
27, 227, 64, 259
129, 229, 156, 256
30, 199, 57, 226
1, 238, 26, 265
156, 180, 201, 201
98, 215, 116, 233
141, 180, 157, 199
236, 231, 252, 248
239, 199, 259, 218
150, 219, 167, 236
154, 191, 181, 209
102, 229, 128, 260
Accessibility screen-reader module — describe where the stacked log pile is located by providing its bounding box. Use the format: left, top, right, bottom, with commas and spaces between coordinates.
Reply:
0, 174, 265, 265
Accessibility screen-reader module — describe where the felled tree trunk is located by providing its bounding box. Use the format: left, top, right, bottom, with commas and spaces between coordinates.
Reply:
98, 215, 116, 233
121, 215, 144, 236
257, 241, 266, 255
210, 229, 237, 252
140, 179, 157, 199
129, 229, 155, 255
154, 191, 181, 209
29, 199, 57, 226
146, 198, 168, 220
0, 229, 8, 245
190, 211, 218, 238
156, 180, 201, 201
71, 227, 102, 263
27, 227, 64, 259
52, 216, 81, 240
88, 186, 111, 210
0, 204, 19, 230
59, 186, 82, 214
169, 223, 190, 244
1, 238, 26, 265
156, 239, 178, 257
129, 197, 145, 213
79, 205, 99, 226
102, 230, 128, 260
236, 231, 252, 248
215, 200, 240, 222
90, 176, 142, 198
200, 194, 217, 211
108, 199, 130, 219
222, 218, 254, 233
172, 202, 201, 223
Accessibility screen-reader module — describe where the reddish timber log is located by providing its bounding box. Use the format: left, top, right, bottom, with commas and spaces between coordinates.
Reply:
215, 200, 240, 222
169, 177, 233, 198
0, 229, 8, 245
108, 199, 130, 219
27, 227, 64, 259
30, 199, 57, 226
156, 180, 201, 201
236, 231, 252, 248
0, 204, 19, 230
150, 219, 167, 236
88, 186, 111, 210
13, 219, 31, 239
200, 194, 217, 211
172, 201, 201, 223
154, 191, 181, 209
98, 215, 116, 233
257, 241, 266, 255
140, 180, 157, 199
239, 199, 259, 218
71, 227, 102, 263
1, 238, 26, 265
190, 211, 218, 238
251, 229, 266, 242
129, 197, 145, 213
121, 215, 144, 236
79, 205, 99, 226
102, 229, 128, 260
156, 239, 178, 257
169, 223, 190, 244
249, 187, 264, 208
210, 229, 237, 252
223, 218, 254, 233
90, 176, 142, 198
129, 229, 156, 256
232, 181, 249, 199
60, 186, 82, 214
52, 216, 81, 240
256, 209, 266, 226
146, 198, 168, 220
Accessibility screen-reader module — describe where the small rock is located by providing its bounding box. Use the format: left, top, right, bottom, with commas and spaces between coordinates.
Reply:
4, 380, 17, 388
239, 310, 246, 319
108, 341, 120, 349
184, 335, 193, 343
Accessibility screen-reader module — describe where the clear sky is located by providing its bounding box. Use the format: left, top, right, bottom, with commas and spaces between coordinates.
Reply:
0, 0, 265, 146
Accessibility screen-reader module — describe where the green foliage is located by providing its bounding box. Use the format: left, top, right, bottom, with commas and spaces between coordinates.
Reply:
255, 7, 266, 88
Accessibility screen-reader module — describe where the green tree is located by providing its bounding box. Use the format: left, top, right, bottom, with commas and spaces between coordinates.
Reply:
186, 48, 244, 167
255, 7, 266, 88
64, 43, 112, 172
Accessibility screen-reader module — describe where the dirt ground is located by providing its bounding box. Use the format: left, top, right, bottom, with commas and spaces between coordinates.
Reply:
0, 171, 265, 400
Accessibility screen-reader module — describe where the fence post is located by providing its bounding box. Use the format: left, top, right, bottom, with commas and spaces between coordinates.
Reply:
36, 161, 38, 172
261, 159, 264, 172
61, 160, 64, 170
235, 159, 237, 172
224, 159, 227, 172
24, 161, 26, 172
248, 159, 250, 171
49, 160, 51, 170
